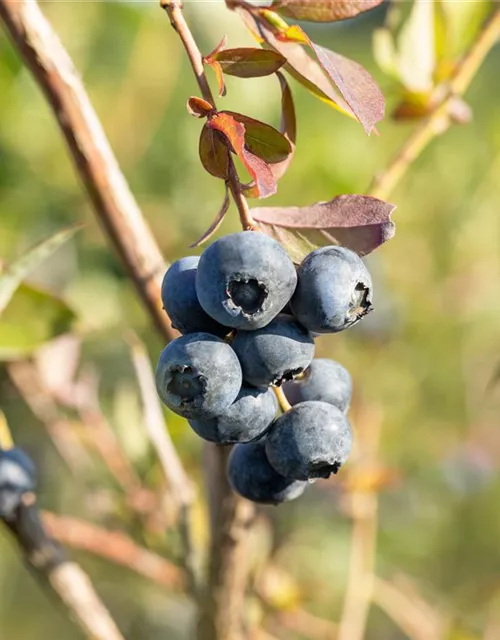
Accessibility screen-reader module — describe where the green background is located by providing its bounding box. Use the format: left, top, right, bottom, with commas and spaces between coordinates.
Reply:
1, 2, 500, 638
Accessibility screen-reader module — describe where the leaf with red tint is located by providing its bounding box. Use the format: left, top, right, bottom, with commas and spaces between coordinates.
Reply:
207, 59, 227, 97
212, 48, 286, 77
270, 0, 384, 23
208, 112, 277, 198
199, 124, 231, 179
190, 184, 230, 248
235, 7, 353, 117
272, 72, 296, 181
205, 35, 228, 59
309, 42, 385, 134
223, 111, 292, 163
187, 96, 214, 118
251, 195, 396, 261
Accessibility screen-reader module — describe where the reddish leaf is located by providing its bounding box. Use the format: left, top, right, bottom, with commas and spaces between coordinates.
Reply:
270, 0, 384, 22
223, 110, 292, 163
207, 59, 227, 97
309, 42, 385, 134
187, 96, 214, 118
240, 73, 296, 197
212, 48, 286, 77
190, 184, 230, 248
251, 195, 396, 260
236, 8, 353, 117
205, 35, 228, 59
208, 112, 277, 198
199, 124, 230, 179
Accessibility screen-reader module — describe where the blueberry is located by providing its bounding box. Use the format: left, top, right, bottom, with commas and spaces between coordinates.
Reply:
283, 359, 352, 412
189, 386, 277, 444
231, 314, 315, 387
227, 441, 307, 505
196, 232, 297, 330
161, 257, 228, 337
155, 333, 242, 419
265, 401, 352, 481
0, 448, 36, 519
290, 246, 373, 333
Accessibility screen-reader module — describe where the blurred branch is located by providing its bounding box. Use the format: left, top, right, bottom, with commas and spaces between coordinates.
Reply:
43, 511, 185, 591
368, 7, 500, 201
160, 2, 258, 638
372, 576, 448, 640
272, 608, 338, 640
127, 332, 199, 595
0, 0, 176, 341
337, 406, 383, 640
3, 495, 124, 640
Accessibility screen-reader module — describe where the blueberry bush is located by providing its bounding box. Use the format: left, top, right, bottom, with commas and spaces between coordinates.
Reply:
0, 1, 499, 639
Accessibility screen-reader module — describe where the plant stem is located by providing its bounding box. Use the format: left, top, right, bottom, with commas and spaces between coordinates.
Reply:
368, 7, 500, 201
274, 386, 292, 413
161, 0, 258, 232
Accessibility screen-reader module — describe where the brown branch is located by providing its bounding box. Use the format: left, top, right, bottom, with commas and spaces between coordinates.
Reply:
0, 0, 176, 342
368, 7, 500, 201
3, 497, 124, 640
372, 576, 447, 640
337, 406, 383, 640
43, 511, 185, 591
161, 0, 257, 231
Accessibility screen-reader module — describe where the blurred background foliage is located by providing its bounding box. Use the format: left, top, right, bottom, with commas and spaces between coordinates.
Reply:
1, 1, 500, 638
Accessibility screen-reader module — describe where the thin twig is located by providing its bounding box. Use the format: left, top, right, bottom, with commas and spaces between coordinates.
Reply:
368, 8, 500, 201
337, 406, 383, 640
4, 497, 125, 640
161, 0, 258, 231
0, 0, 176, 341
43, 511, 185, 590
372, 576, 446, 640
127, 331, 199, 596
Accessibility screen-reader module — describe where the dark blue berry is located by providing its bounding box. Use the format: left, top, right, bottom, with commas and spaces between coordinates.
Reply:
290, 246, 373, 333
189, 386, 277, 444
155, 333, 242, 419
231, 314, 314, 387
0, 448, 36, 519
265, 401, 352, 481
196, 232, 297, 330
227, 441, 306, 505
283, 359, 352, 412
161, 257, 228, 337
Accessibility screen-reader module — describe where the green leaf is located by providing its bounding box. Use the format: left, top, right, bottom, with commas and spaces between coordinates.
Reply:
223, 111, 292, 163
0, 224, 81, 317
270, 0, 384, 23
0, 283, 77, 361
212, 48, 286, 77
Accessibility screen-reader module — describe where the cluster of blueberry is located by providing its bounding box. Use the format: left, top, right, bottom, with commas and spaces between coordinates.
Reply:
156, 232, 373, 505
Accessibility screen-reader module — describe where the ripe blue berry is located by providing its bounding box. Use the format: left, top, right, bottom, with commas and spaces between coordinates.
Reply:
196, 232, 297, 330
290, 246, 373, 333
155, 333, 242, 419
227, 441, 307, 505
283, 359, 352, 412
0, 448, 36, 519
265, 401, 352, 481
231, 314, 315, 387
161, 256, 228, 337
189, 386, 277, 445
